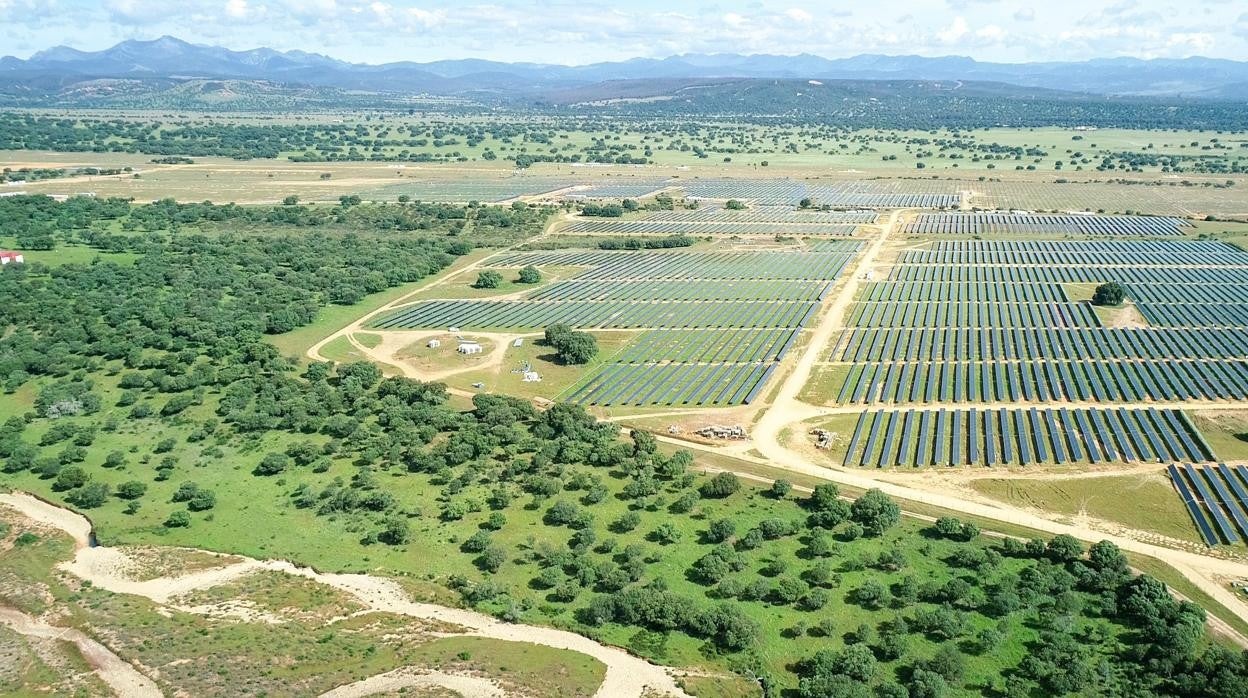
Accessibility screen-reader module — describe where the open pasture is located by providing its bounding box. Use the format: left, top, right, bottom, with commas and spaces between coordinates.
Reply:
840, 406, 1211, 468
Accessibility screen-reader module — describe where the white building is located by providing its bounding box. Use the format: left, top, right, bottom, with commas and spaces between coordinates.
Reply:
522, 371, 542, 382
457, 341, 483, 355
427, 339, 441, 348
0, 251, 24, 265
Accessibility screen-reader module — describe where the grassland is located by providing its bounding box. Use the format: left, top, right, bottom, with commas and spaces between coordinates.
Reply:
1188, 411, 1248, 461
969, 473, 1203, 543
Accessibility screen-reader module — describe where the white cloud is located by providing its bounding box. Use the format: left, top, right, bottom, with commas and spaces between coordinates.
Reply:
937, 16, 970, 44
8, 0, 1247, 64
224, 0, 251, 20
785, 8, 812, 23
1167, 31, 1216, 53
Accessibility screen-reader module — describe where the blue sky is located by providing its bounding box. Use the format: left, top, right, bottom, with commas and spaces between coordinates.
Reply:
3, 0, 1247, 64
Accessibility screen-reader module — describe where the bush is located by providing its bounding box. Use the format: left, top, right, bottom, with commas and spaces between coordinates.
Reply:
115, 481, 148, 500
164, 510, 191, 528
473, 270, 503, 289
255, 452, 290, 476
517, 265, 541, 284
378, 516, 410, 545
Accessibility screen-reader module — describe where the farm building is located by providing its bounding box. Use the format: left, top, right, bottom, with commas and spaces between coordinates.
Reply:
0, 250, 24, 265
457, 341, 483, 355
427, 339, 441, 348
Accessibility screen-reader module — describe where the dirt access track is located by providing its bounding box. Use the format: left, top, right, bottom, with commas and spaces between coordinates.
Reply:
0, 492, 694, 698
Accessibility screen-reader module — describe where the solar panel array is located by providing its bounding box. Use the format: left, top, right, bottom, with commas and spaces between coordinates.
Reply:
560, 179, 673, 199
827, 237, 1248, 468
1168, 464, 1248, 545
841, 407, 1209, 468
902, 212, 1192, 237
373, 242, 863, 408
678, 179, 960, 208
560, 219, 859, 236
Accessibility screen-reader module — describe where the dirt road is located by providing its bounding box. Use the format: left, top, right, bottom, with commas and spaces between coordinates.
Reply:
0, 606, 162, 698
0, 492, 692, 698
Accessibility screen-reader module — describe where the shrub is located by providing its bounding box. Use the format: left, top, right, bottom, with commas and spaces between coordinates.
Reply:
473, 270, 503, 289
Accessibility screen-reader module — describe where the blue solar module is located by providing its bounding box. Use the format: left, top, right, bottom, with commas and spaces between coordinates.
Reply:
1169, 464, 1219, 545
1184, 463, 1239, 544
1200, 466, 1248, 538
843, 412, 870, 467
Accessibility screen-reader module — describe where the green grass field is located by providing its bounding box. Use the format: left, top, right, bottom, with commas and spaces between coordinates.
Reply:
969, 473, 1204, 544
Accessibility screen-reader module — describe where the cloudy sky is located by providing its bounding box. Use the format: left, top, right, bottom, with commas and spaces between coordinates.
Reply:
3, 0, 1247, 64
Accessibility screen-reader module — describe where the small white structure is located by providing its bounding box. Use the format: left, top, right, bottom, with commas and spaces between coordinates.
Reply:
427, 339, 441, 348
512, 338, 524, 347
448, 326, 460, 333
0, 251, 24, 265
522, 371, 542, 383
458, 341, 483, 355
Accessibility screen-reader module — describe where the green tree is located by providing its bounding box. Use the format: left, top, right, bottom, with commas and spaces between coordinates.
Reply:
553, 331, 598, 364
700, 472, 741, 498
1092, 281, 1126, 306
850, 489, 900, 537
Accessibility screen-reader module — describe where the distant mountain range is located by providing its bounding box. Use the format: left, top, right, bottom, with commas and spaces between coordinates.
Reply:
3, 35, 1248, 100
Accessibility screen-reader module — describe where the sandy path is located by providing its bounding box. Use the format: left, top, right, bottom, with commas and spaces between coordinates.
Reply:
0, 606, 162, 698
352, 330, 528, 384
0, 493, 691, 698
320, 668, 505, 698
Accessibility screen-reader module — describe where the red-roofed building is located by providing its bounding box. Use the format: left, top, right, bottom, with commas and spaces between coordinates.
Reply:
0, 251, 24, 265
